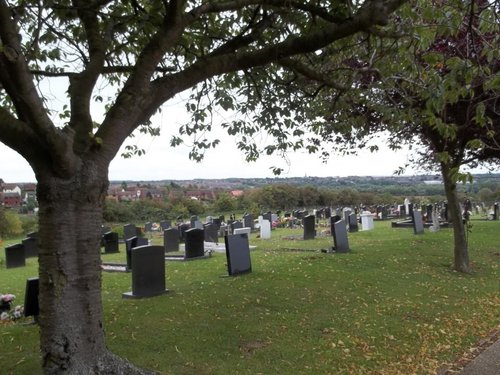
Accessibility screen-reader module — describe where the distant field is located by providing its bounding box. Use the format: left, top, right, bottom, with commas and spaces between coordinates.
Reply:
1, 218, 499, 374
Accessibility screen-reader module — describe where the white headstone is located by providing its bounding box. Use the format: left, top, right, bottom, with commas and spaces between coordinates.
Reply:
360, 211, 374, 231
260, 220, 271, 239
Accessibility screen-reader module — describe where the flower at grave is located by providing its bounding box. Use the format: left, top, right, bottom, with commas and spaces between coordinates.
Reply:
12, 305, 24, 320
1, 294, 16, 303
0, 312, 9, 321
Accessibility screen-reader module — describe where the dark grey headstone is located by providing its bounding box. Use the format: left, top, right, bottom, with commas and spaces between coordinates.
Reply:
324, 208, 331, 219
190, 215, 198, 228
494, 203, 499, 220
231, 221, 243, 234
144, 222, 153, 232
125, 236, 148, 270
243, 214, 254, 230
343, 210, 352, 226
178, 223, 190, 243
303, 214, 316, 240
412, 210, 424, 235
204, 223, 219, 243
262, 212, 272, 223
164, 228, 180, 252
22, 236, 39, 258
123, 245, 167, 299
5, 243, 25, 268
348, 213, 358, 232
213, 218, 222, 230
225, 234, 252, 276
102, 231, 119, 253
24, 277, 39, 317
332, 220, 350, 253
185, 228, 205, 259
123, 224, 138, 241
160, 220, 171, 231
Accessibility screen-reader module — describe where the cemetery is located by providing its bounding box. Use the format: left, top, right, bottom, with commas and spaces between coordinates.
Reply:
1, 213, 499, 374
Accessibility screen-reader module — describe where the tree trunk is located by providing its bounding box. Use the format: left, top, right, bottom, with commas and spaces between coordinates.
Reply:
441, 164, 470, 273
36, 161, 154, 374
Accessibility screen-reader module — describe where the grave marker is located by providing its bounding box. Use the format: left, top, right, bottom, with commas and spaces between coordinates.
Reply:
5, 243, 25, 268
164, 228, 180, 252
184, 228, 205, 258
332, 220, 350, 253
224, 233, 252, 276
412, 210, 424, 235
123, 245, 168, 299
348, 213, 359, 232
303, 214, 316, 240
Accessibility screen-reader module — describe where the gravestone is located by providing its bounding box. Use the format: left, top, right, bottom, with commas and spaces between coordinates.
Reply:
102, 231, 119, 253
160, 220, 171, 231
348, 213, 359, 232
408, 203, 414, 221
260, 219, 271, 239
303, 214, 316, 240
494, 203, 499, 220
204, 223, 219, 243
184, 228, 205, 259
123, 224, 138, 241
332, 220, 350, 253
426, 205, 434, 223
324, 207, 331, 219
190, 215, 198, 228
231, 221, 243, 234
224, 233, 252, 276
412, 210, 424, 235
5, 243, 25, 268
430, 210, 440, 232
343, 209, 352, 225
144, 222, 153, 232
360, 211, 374, 231
22, 236, 39, 258
125, 236, 148, 270
123, 245, 168, 299
164, 228, 180, 252
262, 212, 272, 223
24, 277, 39, 320
213, 218, 222, 230
178, 223, 190, 243
243, 214, 254, 230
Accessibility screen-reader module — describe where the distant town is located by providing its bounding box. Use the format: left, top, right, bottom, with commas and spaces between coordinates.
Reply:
1, 173, 499, 209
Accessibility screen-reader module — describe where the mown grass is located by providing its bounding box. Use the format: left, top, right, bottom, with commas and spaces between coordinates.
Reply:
1, 219, 499, 374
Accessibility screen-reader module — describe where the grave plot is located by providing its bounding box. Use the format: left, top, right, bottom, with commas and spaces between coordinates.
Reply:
5, 243, 26, 268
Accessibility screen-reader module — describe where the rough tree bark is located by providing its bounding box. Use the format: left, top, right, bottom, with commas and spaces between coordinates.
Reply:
441, 163, 470, 273
35, 159, 154, 374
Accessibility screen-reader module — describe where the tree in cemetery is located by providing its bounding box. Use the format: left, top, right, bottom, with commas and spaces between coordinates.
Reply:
0, 0, 407, 373
266, 0, 499, 273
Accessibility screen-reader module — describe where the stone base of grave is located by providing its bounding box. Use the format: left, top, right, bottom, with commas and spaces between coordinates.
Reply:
164, 255, 210, 261
391, 220, 450, 228
101, 263, 129, 272
122, 289, 169, 299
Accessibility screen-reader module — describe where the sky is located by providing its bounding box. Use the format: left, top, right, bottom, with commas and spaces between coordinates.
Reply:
0, 81, 491, 184
0, 93, 424, 183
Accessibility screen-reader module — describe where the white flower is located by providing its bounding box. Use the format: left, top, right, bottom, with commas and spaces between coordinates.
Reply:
0, 312, 9, 321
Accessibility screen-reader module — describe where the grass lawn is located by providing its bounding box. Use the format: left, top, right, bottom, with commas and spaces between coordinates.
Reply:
0, 219, 498, 374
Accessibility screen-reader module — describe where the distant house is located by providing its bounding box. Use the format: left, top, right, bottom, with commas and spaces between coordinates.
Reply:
3, 192, 22, 207
185, 190, 216, 201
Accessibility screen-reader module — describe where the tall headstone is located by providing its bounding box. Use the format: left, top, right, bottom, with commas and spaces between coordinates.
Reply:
494, 203, 499, 220
123, 224, 138, 241
260, 220, 271, 239
262, 212, 272, 223
102, 231, 119, 253
22, 236, 39, 258
231, 221, 243, 234
332, 220, 350, 253
123, 245, 168, 299
178, 223, 190, 243
348, 213, 358, 232
204, 223, 219, 243
184, 228, 205, 258
190, 215, 198, 228
5, 244, 25, 268
303, 214, 316, 240
164, 228, 180, 252
243, 214, 254, 230
430, 210, 440, 232
343, 208, 352, 225
412, 210, 424, 235
224, 233, 252, 276
144, 222, 153, 232
125, 236, 148, 270
160, 220, 171, 231
24, 277, 39, 320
